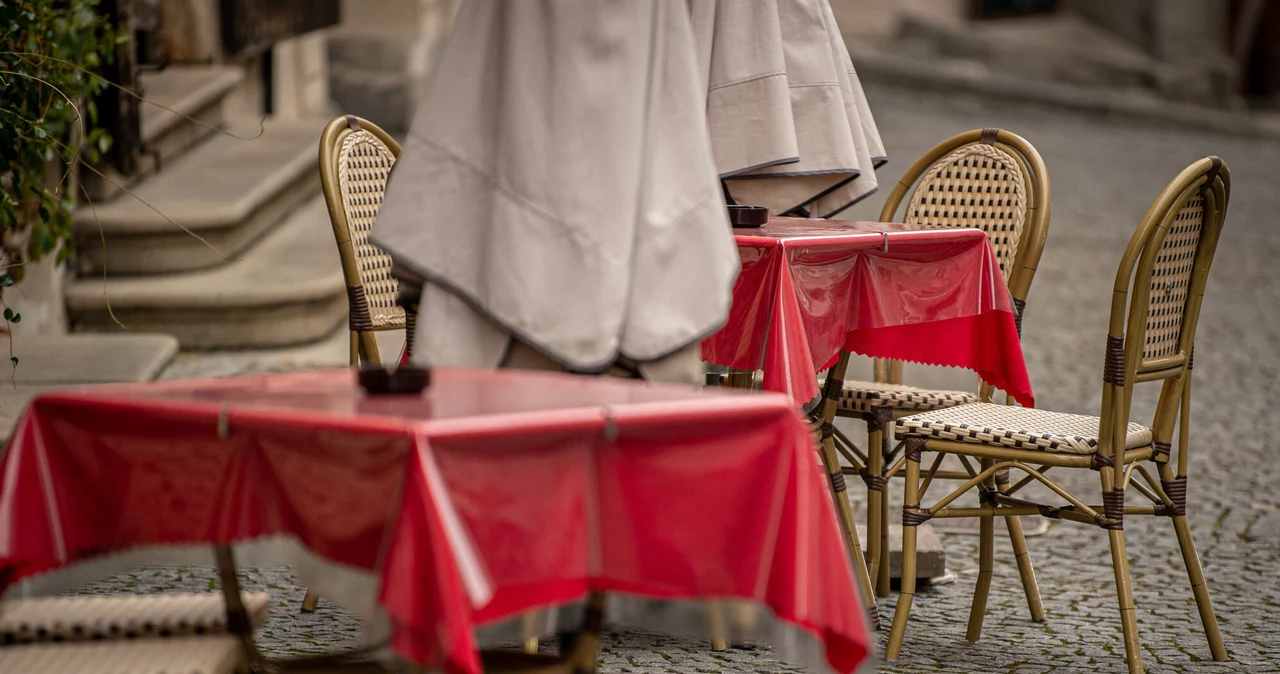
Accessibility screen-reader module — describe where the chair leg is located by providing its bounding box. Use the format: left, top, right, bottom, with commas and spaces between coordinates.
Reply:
819, 434, 879, 628
868, 410, 893, 598
1171, 513, 1226, 659
996, 469, 1045, 622
966, 460, 996, 643
1107, 518, 1144, 674
865, 417, 885, 598
1159, 466, 1226, 660
1105, 480, 1146, 674
884, 442, 923, 660
878, 465, 891, 597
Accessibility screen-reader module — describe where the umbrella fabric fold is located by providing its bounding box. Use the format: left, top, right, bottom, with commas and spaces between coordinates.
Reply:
371, 0, 739, 377
691, 0, 887, 218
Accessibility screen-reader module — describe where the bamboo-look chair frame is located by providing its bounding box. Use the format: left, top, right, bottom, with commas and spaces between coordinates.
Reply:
882, 157, 1230, 674
318, 115, 415, 369
826, 128, 1051, 609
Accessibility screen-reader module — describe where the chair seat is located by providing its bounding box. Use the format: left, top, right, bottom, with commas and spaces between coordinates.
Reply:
895, 403, 1153, 455
0, 592, 270, 644
837, 380, 980, 412
0, 635, 241, 674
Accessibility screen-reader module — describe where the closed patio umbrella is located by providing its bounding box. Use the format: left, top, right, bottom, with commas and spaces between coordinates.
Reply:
370, 0, 739, 383
690, 0, 887, 218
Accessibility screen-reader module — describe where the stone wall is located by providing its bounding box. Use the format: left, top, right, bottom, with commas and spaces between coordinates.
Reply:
1064, 0, 1236, 104
327, 0, 460, 137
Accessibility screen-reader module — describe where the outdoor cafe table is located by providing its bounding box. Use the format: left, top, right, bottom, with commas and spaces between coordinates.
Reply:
0, 367, 870, 674
702, 218, 1035, 407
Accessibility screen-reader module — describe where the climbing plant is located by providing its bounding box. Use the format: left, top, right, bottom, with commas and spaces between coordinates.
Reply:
0, 0, 121, 340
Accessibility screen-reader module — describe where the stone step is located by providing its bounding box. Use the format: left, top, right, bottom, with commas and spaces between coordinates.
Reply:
66, 195, 347, 350
139, 65, 245, 171
84, 65, 244, 201
0, 333, 179, 441
74, 117, 323, 276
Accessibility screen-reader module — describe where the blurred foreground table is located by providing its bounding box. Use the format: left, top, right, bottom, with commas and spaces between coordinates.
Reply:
0, 367, 870, 673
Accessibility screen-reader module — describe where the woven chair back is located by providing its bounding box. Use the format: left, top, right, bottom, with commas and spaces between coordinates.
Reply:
320, 116, 404, 334
1140, 194, 1207, 363
903, 142, 1027, 281
1110, 157, 1229, 383
1096, 157, 1229, 460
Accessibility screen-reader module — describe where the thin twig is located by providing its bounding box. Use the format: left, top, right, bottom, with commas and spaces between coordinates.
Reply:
77, 178, 136, 331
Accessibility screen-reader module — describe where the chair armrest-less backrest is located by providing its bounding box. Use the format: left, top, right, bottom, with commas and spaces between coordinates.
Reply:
1098, 157, 1230, 470
319, 115, 406, 366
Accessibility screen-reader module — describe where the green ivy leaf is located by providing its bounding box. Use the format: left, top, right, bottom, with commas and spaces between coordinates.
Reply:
0, 275, 14, 288
3, 308, 13, 321
10, 357, 17, 367
11, 313, 22, 324
0, 199, 14, 228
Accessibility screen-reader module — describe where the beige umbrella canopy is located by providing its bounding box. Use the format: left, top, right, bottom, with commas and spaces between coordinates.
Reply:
690, 0, 887, 218
370, 0, 740, 381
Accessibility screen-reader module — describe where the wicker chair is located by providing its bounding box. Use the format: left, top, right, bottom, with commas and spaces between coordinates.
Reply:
319, 114, 415, 369
0, 591, 271, 673
883, 157, 1230, 674
824, 129, 1051, 611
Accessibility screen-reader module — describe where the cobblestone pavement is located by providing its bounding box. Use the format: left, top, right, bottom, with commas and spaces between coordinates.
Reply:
79, 82, 1280, 672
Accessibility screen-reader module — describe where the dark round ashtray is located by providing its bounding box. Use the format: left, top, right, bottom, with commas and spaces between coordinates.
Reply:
359, 365, 431, 395
728, 205, 769, 228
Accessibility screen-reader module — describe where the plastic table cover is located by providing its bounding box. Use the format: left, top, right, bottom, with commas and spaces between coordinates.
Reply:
0, 368, 869, 674
701, 218, 1034, 408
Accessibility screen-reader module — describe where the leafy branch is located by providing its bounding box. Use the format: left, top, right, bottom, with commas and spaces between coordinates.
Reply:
1, 1, 262, 386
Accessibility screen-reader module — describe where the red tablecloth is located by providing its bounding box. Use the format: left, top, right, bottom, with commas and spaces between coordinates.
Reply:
702, 218, 1033, 408
0, 368, 869, 674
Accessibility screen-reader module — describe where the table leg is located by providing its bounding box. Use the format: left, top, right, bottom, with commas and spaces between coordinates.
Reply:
213, 546, 269, 674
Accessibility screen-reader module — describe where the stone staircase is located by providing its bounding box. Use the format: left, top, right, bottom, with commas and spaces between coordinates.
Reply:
67, 65, 346, 349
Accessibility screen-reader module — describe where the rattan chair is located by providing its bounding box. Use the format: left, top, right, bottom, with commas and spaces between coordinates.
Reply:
0, 591, 270, 674
883, 157, 1230, 674
319, 114, 415, 369
824, 129, 1051, 612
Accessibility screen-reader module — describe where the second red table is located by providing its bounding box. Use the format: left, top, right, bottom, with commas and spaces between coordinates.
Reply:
702, 217, 1033, 407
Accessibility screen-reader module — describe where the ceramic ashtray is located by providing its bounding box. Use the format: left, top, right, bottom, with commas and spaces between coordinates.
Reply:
728, 205, 769, 228
359, 365, 431, 395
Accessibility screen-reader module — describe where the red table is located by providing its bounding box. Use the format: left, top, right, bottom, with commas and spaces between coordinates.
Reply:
702, 218, 1034, 407
0, 368, 870, 674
